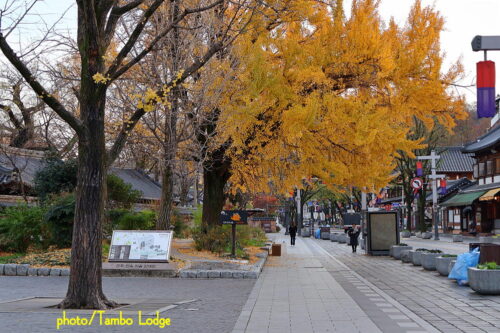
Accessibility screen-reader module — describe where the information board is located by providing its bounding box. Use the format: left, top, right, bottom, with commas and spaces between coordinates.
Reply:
367, 211, 399, 255
220, 210, 248, 225
108, 230, 173, 262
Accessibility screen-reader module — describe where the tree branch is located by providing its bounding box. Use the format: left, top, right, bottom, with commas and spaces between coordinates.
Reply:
106, 0, 223, 82
0, 32, 84, 137
106, 40, 224, 166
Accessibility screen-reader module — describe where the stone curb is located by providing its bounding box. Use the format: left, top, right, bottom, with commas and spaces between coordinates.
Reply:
0, 264, 70, 277
179, 251, 269, 279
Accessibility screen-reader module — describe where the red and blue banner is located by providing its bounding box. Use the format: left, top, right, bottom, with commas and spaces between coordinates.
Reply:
477, 61, 496, 118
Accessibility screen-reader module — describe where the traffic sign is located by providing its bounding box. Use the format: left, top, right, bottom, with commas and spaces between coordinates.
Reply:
411, 177, 423, 190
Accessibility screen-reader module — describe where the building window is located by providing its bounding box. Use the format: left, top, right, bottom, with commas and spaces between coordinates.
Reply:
487, 160, 494, 176
473, 164, 478, 178
479, 162, 486, 177
496, 158, 500, 174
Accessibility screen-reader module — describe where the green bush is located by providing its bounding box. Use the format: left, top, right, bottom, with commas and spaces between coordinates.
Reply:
477, 262, 499, 270
34, 156, 77, 202
416, 248, 429, 252
0, 204, 46, 252
44, 194, 75, 248
107, 174, 142, 209
192, 225, 267, 258
108, 209, 155, 230
172, 209, 190, 238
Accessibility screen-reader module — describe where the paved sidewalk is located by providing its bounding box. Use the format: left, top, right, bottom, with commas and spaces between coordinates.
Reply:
232, 232, 435, 333
315, 238, 500, 333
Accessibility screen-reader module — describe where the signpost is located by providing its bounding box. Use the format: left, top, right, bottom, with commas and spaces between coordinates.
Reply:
411, 177, 423, 190
220, 210, 248, 257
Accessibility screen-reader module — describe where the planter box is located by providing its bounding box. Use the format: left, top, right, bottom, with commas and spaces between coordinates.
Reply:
338, 234, 347, 244
391, 246, 413, 260
321, 232, 331, 240
416, 232, 422, 238
421, 253, 442, 271
436, 256, 456, 276
422, 232, 433, 239
452, 235, 463, 242
448, 260, 456, 277
468, 267, 500, 295
301, 229, 311, 237
401, 250, 412, 263
401, 231, 411, 238
330, 233, 338, 242
411, 251, 425, 266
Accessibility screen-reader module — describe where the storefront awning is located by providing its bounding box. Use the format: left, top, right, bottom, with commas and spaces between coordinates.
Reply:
440, 191, 486, 207
479, 188, 500, 201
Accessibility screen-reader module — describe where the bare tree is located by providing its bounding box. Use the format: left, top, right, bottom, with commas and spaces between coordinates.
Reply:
0, 0, 255, 309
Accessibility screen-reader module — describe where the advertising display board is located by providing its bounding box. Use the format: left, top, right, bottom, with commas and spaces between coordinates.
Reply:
367, 211, 399, 256
108, 230, 173, 262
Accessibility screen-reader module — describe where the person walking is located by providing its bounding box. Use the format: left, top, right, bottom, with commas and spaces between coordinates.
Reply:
289, 223, 297, 246
348, 226, 361, 253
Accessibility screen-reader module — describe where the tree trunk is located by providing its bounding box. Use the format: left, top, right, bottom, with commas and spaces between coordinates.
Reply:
59, 92, 115, 309
201, 161, 230, 232
59, 5, 114, 309
157, 159, 175, 230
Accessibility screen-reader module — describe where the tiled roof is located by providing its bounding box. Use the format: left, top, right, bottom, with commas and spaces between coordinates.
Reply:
109, 168, 161, 200
0, 153, 46, 187
436, 147, 474, 173
462, 125, 500, 153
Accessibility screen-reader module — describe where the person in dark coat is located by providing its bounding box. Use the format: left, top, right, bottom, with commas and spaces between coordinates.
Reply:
348, 226, 361, 253
289, 223, 297, 246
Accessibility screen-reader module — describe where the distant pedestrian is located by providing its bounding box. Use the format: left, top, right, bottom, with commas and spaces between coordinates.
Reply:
348, 226, 361, 253
289, 223, 297, 246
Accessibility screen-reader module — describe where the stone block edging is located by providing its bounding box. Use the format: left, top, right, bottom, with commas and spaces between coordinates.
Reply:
179, 251, 269, 279
0, 263, 69, 277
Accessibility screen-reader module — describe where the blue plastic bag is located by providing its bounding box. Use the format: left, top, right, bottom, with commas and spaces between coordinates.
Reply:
315, 228, 321, 239
448, 248, 480, 285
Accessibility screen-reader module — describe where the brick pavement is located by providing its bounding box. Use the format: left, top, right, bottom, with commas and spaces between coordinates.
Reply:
314, 237, 500, 333
233, 233, 437, 333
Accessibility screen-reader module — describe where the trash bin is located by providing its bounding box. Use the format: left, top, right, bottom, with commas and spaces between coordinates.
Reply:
470, 243, 481, 251
479, 243, 500, 264
272, 243, 281, 256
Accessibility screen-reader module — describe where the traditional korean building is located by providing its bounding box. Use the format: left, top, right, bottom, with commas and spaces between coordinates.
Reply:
0, 145, 162, 207
440, 126, 500, 235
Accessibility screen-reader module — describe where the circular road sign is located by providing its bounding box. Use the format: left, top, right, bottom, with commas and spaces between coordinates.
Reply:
411, 177, 423, 190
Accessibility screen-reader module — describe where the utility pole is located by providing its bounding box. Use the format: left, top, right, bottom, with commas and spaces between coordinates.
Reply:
361, 191, 367, 253
417, 150, 445, 240
296, 188, 302, 235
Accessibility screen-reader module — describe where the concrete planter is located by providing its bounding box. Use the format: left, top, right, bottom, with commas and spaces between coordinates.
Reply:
416, 232, 422, 238
448, 260, 456, 277
401, 250, 412, 263
436, 256, 457, 276
452, 235, 463, 242
338, 234, 347, 244
468, 267, 500, 295
321, 232, 330, 240
411, 251, 426, 266
391, 246, 413, 260
422, 232, 433, 239
401, 231, 411, 238
301, 229, 311, 237
421, 253, 442, 271
330, 233, 338, 242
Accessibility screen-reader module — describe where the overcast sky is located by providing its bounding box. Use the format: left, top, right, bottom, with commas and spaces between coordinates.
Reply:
4, 0, 500, 102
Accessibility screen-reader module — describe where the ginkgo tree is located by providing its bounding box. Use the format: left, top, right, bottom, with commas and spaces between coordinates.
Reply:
201, 0, 466, 229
